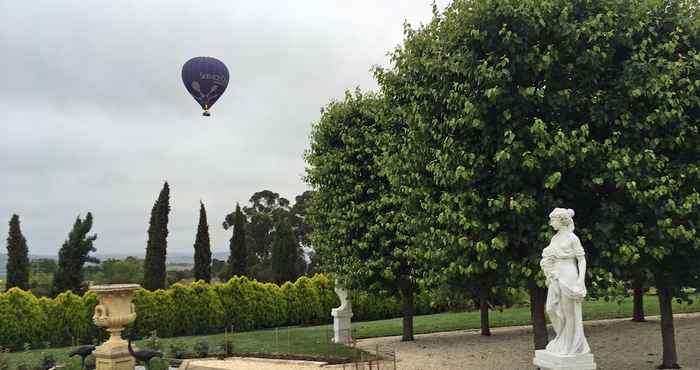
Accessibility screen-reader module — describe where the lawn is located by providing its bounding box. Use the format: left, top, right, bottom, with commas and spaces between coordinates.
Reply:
3, 294, 698, 368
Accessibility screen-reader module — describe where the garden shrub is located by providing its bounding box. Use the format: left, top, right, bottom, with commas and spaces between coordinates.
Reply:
147, 358, 169, 370
63, 357, 83, 370
168, 340, 187, 359
168, 282, 223, 336
311, 274, 338, 320
293, 276, 325, 324
188, 281, 225, 333
281, 282, 301, 324
40, 352, 56, 369
133, 289, 176, 338
41, 292, 95, 347
193, 339, 209, 357
142, 330, 161, 351
215, 276, 257, 330
0, 288, 48, 350
260, 282, 286, 327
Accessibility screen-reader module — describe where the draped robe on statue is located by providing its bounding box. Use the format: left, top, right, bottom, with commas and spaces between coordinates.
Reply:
540, 232, 591, 355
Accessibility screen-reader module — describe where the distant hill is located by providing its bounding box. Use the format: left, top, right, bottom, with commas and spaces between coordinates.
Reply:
0, 251, 230, 276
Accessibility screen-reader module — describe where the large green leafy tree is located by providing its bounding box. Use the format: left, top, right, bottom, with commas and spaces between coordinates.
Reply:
243, 191, 291, 264
193, 201, 212, 283
143, 182, 170, 290
585, 1, 700, 366
291, 191, 314, 275
270, 219, 300, 284
376, 0, 607, 348
5, 214, 29, 291
375, 0, 699, 351
53, 212, 98, 295
306, 91, 421, 341
290, 191, 314, 250
222, 203, 247, 279
240, 190, 310, 280
376, 0, 699, 363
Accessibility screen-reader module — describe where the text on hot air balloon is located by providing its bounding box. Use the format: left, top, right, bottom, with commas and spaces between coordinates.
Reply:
200, 73, 228, 85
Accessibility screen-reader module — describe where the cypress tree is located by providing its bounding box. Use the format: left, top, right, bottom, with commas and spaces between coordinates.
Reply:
271, 219, 298, 284
5, 214, 30, 291
230, 204, 247, 277
143, 182, 170, 290
53, 213, 98, 295
222, 203, 247, 280
193, 201, 211, 283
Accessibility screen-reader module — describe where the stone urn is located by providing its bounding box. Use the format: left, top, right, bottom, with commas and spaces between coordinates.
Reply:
89, 284, 140, 370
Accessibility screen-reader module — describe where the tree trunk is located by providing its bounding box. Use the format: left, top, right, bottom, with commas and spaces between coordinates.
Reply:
399, 278, 415, 342
529, 283, 548, 350
657, 284, 680, 368
632, 276, 646, 322
479, 287, 491, 336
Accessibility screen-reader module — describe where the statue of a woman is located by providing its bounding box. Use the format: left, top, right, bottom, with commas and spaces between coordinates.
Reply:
540, 208, 590, 355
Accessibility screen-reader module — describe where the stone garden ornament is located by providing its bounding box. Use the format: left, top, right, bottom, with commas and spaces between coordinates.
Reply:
331, 280, 353, 345
533, 208, 596, 370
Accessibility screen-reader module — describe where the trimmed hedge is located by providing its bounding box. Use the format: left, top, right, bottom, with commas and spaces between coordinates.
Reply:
0, 288, 48, 350
0, 274, 448, 349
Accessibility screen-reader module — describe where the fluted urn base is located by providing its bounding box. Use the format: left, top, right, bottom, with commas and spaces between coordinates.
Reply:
94, 341, 134, 370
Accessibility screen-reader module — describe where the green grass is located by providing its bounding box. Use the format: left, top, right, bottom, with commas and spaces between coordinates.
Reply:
352, 294, 699, 338
3, 294, 698, 368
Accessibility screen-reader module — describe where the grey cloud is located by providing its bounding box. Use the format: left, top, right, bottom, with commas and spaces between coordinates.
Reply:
1, 0, 450, 255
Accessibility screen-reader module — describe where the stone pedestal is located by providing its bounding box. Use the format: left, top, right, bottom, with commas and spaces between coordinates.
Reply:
331, 282, 353, 345
89, 284, 140, 370
533, 350, 596, 370
332, 309, 353, 345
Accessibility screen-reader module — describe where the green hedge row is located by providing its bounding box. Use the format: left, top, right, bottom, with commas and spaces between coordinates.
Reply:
0, 274, 447, 350
0, 289, 102, 350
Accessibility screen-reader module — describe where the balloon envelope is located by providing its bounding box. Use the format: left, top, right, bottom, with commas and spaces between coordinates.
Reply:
182, 57, 229, 115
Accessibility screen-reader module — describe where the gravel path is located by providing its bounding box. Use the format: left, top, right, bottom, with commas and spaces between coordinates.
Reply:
355, 313, 700, 370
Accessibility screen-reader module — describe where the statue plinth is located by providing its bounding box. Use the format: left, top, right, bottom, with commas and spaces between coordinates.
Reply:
89, 284, 140, 370
331, 308, 353, 345
331, 282, 353, 345
533, 350, 596, 370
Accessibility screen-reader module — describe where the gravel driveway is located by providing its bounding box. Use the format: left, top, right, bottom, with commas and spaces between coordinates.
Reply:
355, 313, 700, 370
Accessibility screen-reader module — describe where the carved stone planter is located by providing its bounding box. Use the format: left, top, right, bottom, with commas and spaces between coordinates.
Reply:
89, 284, 140, 370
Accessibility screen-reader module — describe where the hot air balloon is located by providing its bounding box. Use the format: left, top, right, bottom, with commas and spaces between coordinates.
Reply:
182, 56, 229, 116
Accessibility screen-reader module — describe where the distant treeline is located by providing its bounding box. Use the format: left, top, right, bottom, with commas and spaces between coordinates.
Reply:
3, 185, 317, 297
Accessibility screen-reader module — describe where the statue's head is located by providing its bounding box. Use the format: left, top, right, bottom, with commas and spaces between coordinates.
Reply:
549, 207, 575, 231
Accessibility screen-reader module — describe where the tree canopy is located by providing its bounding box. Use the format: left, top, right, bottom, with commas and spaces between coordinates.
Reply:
5, 214, 29, 291
193, 201, 212, 283
143, 182, 171, 290
53, 212, 98, 295
223, 203, 247, 279
307, 0, 699, 361
306, 91, 421, 340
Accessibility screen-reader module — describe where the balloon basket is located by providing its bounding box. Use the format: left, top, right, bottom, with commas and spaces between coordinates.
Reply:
203, 111, 211, 117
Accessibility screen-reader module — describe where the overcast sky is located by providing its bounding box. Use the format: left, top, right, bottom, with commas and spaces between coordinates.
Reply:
0, 1, 451, 256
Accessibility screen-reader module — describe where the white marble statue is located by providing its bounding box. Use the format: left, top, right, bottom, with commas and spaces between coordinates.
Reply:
332, 284, 352, 315
534, 208, 596, 370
